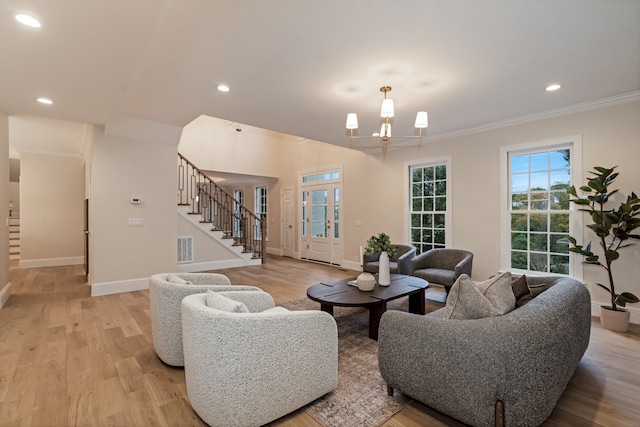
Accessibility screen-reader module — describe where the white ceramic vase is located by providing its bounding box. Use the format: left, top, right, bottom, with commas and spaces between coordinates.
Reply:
356, 272, 376, 291
378, 251, 391, 286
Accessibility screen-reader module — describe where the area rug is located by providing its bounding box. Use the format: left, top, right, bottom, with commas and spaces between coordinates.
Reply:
280, 298, 414, 427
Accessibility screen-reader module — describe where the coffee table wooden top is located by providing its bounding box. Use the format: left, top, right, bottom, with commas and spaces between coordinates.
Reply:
307, 274, 429, 307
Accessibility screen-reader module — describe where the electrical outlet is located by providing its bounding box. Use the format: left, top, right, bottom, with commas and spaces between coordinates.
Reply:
128, 218, 144, 227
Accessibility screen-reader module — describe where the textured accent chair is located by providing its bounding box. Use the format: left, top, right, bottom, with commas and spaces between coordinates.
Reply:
181, 291, 338, 427
378, 276, 591, 427
409, 248, 473, 293
149, 272, 262, 366
363, 244, 417, 275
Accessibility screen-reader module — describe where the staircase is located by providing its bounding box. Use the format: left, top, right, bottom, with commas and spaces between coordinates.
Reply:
9, 217, 20, 260
178, 153, 265, 264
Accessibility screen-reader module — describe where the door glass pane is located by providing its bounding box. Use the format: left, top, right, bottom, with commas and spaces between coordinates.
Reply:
333, 188, 339, 238
311, 189, 327, 238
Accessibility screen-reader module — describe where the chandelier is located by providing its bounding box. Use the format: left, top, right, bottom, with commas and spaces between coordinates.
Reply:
346, 86, 428, 153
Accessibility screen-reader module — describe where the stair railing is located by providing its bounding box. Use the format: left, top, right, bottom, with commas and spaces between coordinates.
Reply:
178, 153, 265, 262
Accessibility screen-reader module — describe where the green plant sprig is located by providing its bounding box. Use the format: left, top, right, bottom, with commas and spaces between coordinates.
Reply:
364, 233, 397, 258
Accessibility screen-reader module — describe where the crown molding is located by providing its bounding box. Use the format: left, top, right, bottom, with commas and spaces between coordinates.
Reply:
426, 91, 640, 143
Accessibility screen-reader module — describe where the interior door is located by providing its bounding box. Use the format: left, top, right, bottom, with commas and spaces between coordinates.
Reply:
281, 187, 294, 257
84, 198, 89, 278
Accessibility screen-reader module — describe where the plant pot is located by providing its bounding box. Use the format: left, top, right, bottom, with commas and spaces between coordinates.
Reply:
600, 306, 630, 332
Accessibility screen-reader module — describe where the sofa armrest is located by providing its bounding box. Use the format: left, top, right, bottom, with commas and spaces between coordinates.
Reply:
453, 254, 472, 277
395, 248, 416, 275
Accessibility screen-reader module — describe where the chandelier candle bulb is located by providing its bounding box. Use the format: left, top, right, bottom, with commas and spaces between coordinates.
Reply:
346, 113, 358, 129
415, 111, 428, 128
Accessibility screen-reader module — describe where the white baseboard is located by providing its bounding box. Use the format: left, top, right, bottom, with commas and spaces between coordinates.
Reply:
0, 282, 11, 309
91, 277, 149, 297
340, 260, 362, 272
265, 247, 282, 256
19, 256, 84, 269
592, 301, 640, 325
177, 258, 261, 273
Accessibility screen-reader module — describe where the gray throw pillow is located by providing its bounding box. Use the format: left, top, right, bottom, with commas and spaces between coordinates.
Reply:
205, 290, 250, 313
528, 283, 549, 298
445, 272, 516, 320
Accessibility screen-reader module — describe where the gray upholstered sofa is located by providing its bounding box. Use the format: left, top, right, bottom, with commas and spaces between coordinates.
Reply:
181, 291, 338, 427
378, 275, 591, 427
149, 272, 262, 366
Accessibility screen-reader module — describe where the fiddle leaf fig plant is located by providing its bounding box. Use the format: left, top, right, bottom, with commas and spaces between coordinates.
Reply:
567, 166, 640, 310
365, 233, 397, 258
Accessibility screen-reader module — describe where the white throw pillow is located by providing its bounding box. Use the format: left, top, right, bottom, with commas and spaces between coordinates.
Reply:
205, 290, 250, 313
167, 274, 190, 285
445, 272, 516, 320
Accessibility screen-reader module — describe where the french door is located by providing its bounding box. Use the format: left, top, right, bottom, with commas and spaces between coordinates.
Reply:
301, 182, 341, 264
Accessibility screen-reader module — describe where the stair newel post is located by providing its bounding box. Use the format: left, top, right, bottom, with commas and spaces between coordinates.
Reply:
177, 160, 186, 205
189, 170, 198, 214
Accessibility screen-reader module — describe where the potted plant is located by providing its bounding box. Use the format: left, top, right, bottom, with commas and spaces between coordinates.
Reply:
365, 233, 397, 286
567, 166, 640, 332
365, 232, 397, 258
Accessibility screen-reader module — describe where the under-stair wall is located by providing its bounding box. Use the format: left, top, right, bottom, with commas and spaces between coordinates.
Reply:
176, 153, 264, 271
177, 205, 260, 272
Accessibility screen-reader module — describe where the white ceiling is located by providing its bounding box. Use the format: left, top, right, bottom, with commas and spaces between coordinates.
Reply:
2, 0, 639, 154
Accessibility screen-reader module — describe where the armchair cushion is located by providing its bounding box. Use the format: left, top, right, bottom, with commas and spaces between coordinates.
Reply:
205, 290, 249, 313
445, 272, 515, 320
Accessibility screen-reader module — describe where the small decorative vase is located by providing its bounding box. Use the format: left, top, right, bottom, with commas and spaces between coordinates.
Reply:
356, 272, 376, 291
600, 306, 630, 332
378, 251, 391, 286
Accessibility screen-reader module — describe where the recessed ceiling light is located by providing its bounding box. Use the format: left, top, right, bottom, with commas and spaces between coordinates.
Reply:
217, 84, 230, 92
15, 14, 41, 28
36, 97, 53, 105
545, 84, 562, 92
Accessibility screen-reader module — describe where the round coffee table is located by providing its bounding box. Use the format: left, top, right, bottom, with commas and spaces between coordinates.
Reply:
307, 274, 429, 340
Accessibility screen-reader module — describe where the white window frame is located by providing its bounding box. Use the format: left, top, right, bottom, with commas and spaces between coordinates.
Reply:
499, 135, 583, 279
255, 185, 268, 241
404, 156, 453, 252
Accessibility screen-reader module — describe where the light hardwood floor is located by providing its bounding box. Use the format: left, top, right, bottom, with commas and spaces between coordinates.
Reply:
1, 256, 639, 426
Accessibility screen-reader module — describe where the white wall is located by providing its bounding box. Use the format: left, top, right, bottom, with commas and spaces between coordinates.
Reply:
91, 126, 178, 296
19, 152, 85, 267
0, 111, 10, 308
180, 99, 640, 322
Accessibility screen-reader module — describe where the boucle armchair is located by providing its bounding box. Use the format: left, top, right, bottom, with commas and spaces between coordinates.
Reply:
181, 291, 338, 427
409, 248, 473, 293
149, 272, 262, 366
363, 244, 417, 275
378, 275, 591, 427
